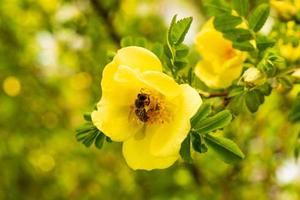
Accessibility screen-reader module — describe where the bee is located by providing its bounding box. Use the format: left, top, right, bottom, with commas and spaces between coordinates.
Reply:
134, 92, 151, 122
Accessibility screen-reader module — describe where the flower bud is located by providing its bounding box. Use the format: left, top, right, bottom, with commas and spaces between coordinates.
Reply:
243, 67, 265, 85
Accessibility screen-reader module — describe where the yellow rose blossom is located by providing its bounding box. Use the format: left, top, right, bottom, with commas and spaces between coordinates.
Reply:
194, 18, 247, 89
91, 46, 202, 170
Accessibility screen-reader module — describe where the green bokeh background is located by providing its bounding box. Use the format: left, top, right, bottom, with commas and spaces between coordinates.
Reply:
1, 0, 300, 199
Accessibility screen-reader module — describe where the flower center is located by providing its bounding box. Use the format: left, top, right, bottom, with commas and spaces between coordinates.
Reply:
133, 88, 169, 124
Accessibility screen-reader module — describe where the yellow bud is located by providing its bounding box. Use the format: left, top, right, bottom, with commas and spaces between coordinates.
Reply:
243, 67, 265, 85
292, 68, 300, 79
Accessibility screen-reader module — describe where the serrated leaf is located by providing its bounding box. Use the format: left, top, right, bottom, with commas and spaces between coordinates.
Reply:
223, 28, 253, 42
203, 0, 231, 16
192, 132, 208, 153
191, 103, 212, 127
249, 3, 270, 32
95, 132, 105, 149
232, 0, 249, 16
288, 93, 300, 123
169, 16, 193, 45
204, 134, 245, 164
233, 41, 255, 51
245, 89, 264, 113
214, 14, 242, 32
194, 110, 232, 134
180, 134, 192, 163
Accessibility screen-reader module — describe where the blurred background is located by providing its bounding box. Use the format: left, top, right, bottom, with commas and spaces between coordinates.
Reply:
1, 0, 300, 199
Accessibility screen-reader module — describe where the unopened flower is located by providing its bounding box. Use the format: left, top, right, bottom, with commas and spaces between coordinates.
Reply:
92, 46, 202, 170
243, 67, 265, 85
292, 68, 300, 79
194, 18, 247, 89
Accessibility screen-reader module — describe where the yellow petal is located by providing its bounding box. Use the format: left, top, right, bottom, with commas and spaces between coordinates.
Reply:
195, 18, 233, 62
141, 71, 181, 99
114, 46, 162, 72
92, 101, 143, 142
122, 131, 179, 170
148, 84, 202, 157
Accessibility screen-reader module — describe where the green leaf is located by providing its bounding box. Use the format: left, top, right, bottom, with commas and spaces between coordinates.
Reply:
258, 83, 272, 96
214, 14, 242, 32
228, 86, 245, 97
169, 16, 193, 45
95, 132, 105, 149
192, 132, 208, 153
203, 0, 231, 16
151, 43, 163, 58
163, 43, 173, 58
180, 134, 192, 163
175, 44, 189, 58
228, 94, 245, 115
83, 113, 92, 122
248, 3, 270, 32
223, 28, 253, 42
245, 89, 264, 113
232, 0, 249, 16
194, 110, 232, 134
191, 103, 212, 127
288, 93, 300, 123
204, 134, 245, 164
174, 58, 188, 69
232, 41, 255, 51
256, 35, 275, 51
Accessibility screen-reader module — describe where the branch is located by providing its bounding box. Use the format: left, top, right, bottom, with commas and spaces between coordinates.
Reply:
90, 0, 121, 45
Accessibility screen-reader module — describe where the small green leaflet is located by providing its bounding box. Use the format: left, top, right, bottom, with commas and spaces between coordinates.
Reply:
204, 134, 245, 164
213, 14, 242, 32
249, 3, 270, 32
232, 0, 249, 16
192, 132, 208, 153
76, 114, 109, 149
245, 89, 264, 113
203, 0, 231, 16
191, 103, 212, 127
294, 132, 300, 161
168, 15, 192, 45
180, 134, 192, 163
194, 110, 232, 134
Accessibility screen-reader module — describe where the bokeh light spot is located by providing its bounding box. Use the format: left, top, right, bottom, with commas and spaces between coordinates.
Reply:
2, 76, 21, 97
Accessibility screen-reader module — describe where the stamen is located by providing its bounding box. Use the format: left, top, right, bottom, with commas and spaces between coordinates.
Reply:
132, 88, 170, 124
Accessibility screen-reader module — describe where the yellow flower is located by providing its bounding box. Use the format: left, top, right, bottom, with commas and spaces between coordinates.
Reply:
194, 18, 247, 89
91, 46, 202, 170
270, 0, 300, 19
278, 39, 300, 61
